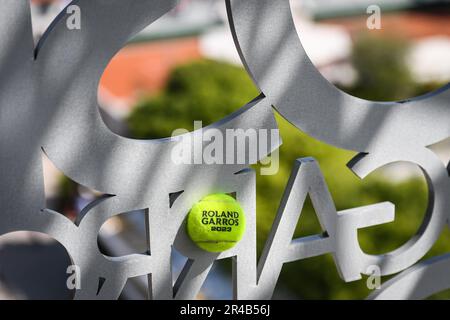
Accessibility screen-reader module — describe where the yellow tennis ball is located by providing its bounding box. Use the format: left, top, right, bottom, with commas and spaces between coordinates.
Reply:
186, 193, 246, 253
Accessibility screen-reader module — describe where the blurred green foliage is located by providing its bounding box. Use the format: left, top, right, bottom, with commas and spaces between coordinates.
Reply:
340, 33, 444, 101
127, 35, 449, 299
344, 33, 415, 101
128, 60, 257, 138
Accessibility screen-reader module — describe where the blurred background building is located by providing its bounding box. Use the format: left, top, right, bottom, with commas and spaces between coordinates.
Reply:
0, 0, 449, 299
29, 0, 450, 118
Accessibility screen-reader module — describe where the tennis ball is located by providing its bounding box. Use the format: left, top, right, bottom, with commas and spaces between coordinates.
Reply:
186, 193, 246, 253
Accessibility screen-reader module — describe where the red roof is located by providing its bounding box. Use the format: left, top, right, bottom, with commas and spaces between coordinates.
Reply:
99, 37, 201, 110
324, 10, 450, 39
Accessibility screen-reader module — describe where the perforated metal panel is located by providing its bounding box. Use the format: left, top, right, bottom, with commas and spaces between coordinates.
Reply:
0, 0, 448, 299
